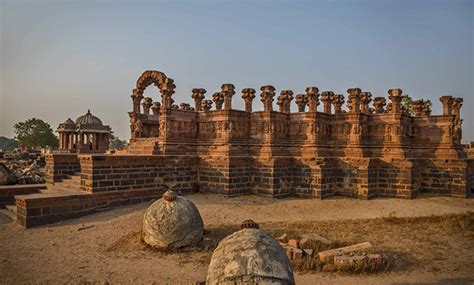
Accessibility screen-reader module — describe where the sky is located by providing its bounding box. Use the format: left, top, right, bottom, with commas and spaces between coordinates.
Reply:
0, 0, 473, 142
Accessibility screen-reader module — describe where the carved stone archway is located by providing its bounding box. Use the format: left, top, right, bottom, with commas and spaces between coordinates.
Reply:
131, 70, 168, 113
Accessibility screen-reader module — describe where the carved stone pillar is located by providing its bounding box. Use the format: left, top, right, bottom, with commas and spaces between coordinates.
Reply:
332, 94, 345, 113
360, 92, 372, 113
212, 92, 224, 110
160, 78, 176, 109
192, 88, 206, 112
131, 89, 143, 114
306, 87, 319, 112
452, 97, 463, 118
320, 91, 334, 114
151, 102, 161, 115
388, 88, 403, 114
277, 90, 293, 113
221, 84, 235, 110
347, 88, 361, 113
260, 85, 276, 112
201, 100, 213, 112
412, 100, 425, 117
141, 97, 153, 115
372, 97, 386, 114
439, 95, 454, 115
180, 103, 191, 110
241, 88, 256, 112
295, 94, 307, 112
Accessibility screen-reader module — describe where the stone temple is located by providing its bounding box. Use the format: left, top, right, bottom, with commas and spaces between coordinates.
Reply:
12, 69, 473, 227
56, 110, 111, 153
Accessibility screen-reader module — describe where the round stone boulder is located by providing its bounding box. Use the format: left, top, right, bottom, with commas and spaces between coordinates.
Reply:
142, 190, 204, 249
206, 220, 295, 285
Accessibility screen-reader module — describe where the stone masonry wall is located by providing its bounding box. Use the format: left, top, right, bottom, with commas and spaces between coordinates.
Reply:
79, 155, 198, 194
45, 154, 81, 183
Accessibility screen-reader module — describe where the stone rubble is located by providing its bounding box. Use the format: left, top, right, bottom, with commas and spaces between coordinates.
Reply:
0, 151, 46, 185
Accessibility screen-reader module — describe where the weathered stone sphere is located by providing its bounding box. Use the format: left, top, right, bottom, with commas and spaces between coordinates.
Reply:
142, 190, 204, 249
206, 220, 295, 285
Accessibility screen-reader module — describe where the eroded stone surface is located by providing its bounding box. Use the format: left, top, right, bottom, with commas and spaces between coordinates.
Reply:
206, 228, 295, 285
142, 192, 203, 249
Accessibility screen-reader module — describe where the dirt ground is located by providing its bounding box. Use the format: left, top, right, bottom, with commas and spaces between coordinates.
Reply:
0, 194, 473, 285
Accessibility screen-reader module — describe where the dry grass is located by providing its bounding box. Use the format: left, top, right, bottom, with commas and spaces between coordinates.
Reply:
105, 212, 474, 275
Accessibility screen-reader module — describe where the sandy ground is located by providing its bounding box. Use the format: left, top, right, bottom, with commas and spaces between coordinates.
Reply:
0, 194, 473, 285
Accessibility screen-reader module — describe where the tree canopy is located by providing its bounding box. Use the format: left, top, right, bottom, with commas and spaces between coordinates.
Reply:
13, 118, 58, 149
109, 134, 127, 149
401, 94, 432, 116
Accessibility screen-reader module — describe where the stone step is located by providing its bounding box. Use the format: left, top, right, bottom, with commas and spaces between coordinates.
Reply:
0, 205, 17, 221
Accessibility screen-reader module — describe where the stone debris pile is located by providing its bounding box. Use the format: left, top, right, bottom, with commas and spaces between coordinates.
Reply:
276, 232, 385, 271
206, 220, 295, 285
142, 190, 204, 249
0, 151, 46, 185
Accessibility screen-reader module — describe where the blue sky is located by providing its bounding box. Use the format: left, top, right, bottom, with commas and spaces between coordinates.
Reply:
1, 0, 473, 142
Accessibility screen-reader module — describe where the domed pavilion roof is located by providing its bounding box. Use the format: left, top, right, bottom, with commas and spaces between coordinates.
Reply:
75, 110, 104, 127
63, 118, 75, 126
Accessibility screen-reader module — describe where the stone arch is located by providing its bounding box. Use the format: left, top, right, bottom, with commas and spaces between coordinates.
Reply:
134, 70, 168, 97
131, 70, 169, 114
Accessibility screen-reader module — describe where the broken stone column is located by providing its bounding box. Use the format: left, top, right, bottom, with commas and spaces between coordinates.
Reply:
332, 94, 345, 113
388, 88, 403, 114
160, 78, 176, 109
320, 91, 334, 114
360, 92, 372, 114
212, 92, 224, 110
260, 85, 276, 112
306, 87, 319, 112
295, 94, 308, 112
141, 97, 153, 115
142, 190, 204, 249
206, 220, 295, 285
192, 88, 206, 112
452, 97, 463, 118
241, 88, 256, 112
221, 83, 235, 110
277, 90, 294, 113
132, 89, 143, 114
347, 88, 362, 113
372, 97, 386, 114
151, 102, 161, 115
201, 100, 213, 112
439, 95, 454, 115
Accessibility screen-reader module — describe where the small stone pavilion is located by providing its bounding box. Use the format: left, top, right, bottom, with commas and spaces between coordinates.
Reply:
13, 69, 472, 227
56, 110, 111, 153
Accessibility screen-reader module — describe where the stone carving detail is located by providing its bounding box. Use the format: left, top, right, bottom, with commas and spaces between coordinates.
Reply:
388, 88, 403, 114
412, 100, 431, 117
440, 95, 454, 115
201, 99, 213, 112
277, 90, 294, 114
321, 91, 334, 114
295, 94, 308, 112
347, 88, 361, 113
192, 88, 206, 112
260, 85, 276, 111
221, 84, 235, 110
141, 97, 153, 115
241, 88, 256, 112
212, 92, 224, 110
160, 78, 176, 109
151, 102, 161, 115
332, 94, 345, 113
372, 97, 386, 114
306, 87, 319, 112
360, 92, 372, 114
180, 103, 191, 110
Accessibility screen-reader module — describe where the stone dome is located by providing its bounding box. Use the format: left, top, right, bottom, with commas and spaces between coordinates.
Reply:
75, 110, 103, 127
142, 190, 204, 249
206, 221, 295, 285
63, 118, 75, 126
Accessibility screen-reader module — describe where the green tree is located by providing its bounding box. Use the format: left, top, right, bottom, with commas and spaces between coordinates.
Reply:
13, 118, 58, 149
109, 134, 127, 149
401, 94, 432, 116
